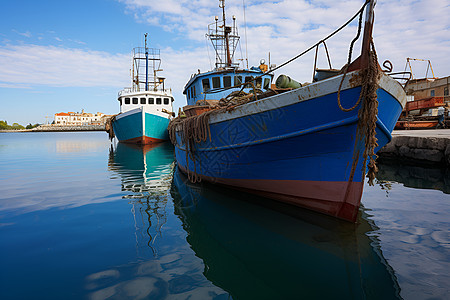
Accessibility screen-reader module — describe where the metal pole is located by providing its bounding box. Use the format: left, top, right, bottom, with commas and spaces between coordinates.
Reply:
145, 33, 148, 91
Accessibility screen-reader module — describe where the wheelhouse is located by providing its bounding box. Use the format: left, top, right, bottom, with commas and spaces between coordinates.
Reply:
183, 70, 273, 106
118, 91, 174, 114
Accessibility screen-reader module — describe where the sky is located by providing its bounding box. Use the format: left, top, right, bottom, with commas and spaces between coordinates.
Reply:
0, 0, 449, 126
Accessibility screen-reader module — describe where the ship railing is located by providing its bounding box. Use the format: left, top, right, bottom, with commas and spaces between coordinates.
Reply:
133, 47, 160, 58
386, 71, 412, 87
118, 88, 133, 97
118, 88, 172, 97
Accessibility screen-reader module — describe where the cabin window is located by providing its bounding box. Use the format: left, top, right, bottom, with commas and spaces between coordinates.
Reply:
164, 98, 169, 105
125, 98, 130, 104
445, 87, 449, 96
244, 76, 254, 88
140, 98, 146, 104
187, 89, 191, 99
156, 98, 162, 104
224, 76, 231, 88
202, 78, 211, 92
234, 76, 242, 86
430, 90, 435, 97
119, 99, 122, 105
264, 78, 271, 89
132, 97, 138, 104
149, 98, 154, 104
193, 86, 196, 97
212, 76, 221, 89
255, 77, 262, 88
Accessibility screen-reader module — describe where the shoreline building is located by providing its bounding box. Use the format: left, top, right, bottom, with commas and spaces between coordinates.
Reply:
405, 76, 450, 103
54, 110, 112, 126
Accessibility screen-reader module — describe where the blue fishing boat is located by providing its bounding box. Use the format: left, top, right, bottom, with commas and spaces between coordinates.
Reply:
169, 0, 407, 222
111, 34, 174, 144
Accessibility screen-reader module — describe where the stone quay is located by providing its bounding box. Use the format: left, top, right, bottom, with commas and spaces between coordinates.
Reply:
378, 129, 450, 167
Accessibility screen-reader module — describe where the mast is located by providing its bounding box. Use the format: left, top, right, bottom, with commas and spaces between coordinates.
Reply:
145, 33, 149, 91
207, 0, 240, 70
360, 0, 376, 69
347, 0, 376, 72
220, 0, 232, 67
130, 35, 162, 92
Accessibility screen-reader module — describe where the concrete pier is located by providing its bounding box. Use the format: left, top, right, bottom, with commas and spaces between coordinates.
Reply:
31, 124, 106, 131
378, 129, 450, 167
0, 124, 106, 133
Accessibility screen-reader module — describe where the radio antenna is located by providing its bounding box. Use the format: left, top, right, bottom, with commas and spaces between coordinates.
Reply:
243, 0, 248, 68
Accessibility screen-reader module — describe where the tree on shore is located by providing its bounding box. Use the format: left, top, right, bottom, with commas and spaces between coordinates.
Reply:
26, 123, 41, 129
0, 120, 7, 130
0, 120, 25, 130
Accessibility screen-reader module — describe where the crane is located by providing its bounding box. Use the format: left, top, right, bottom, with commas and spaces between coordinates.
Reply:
405, 58, 436, 80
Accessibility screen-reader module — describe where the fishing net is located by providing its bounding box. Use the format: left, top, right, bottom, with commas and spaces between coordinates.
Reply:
168, 88, 262, 183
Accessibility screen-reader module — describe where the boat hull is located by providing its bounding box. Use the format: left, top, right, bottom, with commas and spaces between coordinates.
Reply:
395, 120, 438, 129
173, 71, 406, 221
113, 108, 169, 144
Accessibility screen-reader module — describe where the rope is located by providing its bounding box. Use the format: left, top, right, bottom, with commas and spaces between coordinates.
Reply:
105, 115, 116, 141
359, 40, 381, 186
337, 6, 364, 112
168, 108, 219, 183
346, 40, 381, 186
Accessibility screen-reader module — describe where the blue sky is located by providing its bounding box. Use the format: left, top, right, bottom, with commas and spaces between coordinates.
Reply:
1, 0, 449, 125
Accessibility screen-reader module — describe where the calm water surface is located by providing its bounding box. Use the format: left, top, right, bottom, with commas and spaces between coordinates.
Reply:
0, 132, 449, 299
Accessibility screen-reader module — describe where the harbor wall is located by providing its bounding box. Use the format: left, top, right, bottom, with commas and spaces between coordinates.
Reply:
378, 132, 450, 167
31, 125, 105, 131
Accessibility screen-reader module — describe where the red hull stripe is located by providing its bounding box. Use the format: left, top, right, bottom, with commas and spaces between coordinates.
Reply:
122, 136, 166, 145
178, 165, 363, 222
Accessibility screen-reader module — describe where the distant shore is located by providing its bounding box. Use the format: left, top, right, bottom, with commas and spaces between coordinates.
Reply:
0, 124, 106, 132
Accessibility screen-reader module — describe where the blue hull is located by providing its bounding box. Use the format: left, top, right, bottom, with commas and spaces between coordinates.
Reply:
113, 109, 169, 144
173, 72, 405, 221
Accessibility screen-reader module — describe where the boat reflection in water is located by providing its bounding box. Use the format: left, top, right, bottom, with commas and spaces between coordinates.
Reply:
377, 161, 450, 194
108, 142, 175, 196
171, 167, 402, 299
88, 143, 229, 299
108, 142, 174, 256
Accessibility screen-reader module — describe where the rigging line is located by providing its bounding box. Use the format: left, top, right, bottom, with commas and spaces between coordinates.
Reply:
243, 0, 249, 68
263, 0, 370, 76
206, 35, 213, 70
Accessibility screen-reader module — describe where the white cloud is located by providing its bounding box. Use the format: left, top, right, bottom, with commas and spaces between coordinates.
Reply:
0, 44, 130, 88
118, 0, 450, 80
12, 29, 32, 38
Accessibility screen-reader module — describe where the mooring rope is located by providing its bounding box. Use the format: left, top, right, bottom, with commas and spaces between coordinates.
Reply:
345, 39, 381, 186
359, 40, 381, 186
337, 6, 365, 112
105, 115, 116, 141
